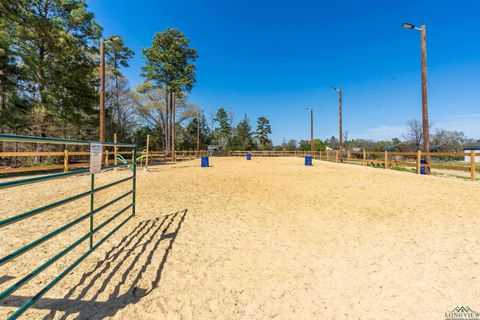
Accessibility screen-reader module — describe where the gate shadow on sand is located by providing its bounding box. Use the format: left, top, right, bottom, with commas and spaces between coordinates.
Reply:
1, 209, 188, 320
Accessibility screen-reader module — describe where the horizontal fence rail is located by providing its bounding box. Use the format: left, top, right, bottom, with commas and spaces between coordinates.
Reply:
230, 149, 480, 181
0, 134, 137, 319
0, 133, 207, 175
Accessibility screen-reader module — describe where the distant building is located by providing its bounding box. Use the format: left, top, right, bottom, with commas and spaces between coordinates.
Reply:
464, 146, 480, 163
383, 144, 415, 152
207, 145, 222, 156
430, 144, 460, 153
382, 144, 461, 153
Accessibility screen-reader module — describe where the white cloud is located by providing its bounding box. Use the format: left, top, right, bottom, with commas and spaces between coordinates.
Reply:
352, 125, 407, 141
433, 114, 480, 138
350, 113, 480, 141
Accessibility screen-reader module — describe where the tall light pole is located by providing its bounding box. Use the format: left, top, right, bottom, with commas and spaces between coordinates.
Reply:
332, 87, 343, 162
171, 92, 176, 162
402, 23, 430, 167
99, 36, 120, 142
197, 111, 200, 154
305, 108, 314, 155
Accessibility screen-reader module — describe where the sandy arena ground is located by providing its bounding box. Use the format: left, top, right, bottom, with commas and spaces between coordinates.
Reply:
1, 157, 480, 319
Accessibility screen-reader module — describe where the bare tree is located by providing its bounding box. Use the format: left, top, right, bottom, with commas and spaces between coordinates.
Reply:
403, 120, 423, 150
209, 111, 215, 132
133, 82, 198, 148
175, 101, 200, 125
343, 131, 349, 150
431, 128, 465, 146
105, 73, 137, 141
133, 82, 168, 148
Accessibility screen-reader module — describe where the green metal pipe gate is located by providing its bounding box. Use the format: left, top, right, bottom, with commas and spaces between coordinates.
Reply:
0, 134, 136, 319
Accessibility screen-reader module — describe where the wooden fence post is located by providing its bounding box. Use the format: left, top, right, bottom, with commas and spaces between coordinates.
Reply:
335, 150, 339, 163
363, 149, 366, 166
114, 133, 118, 168
417, 150, 421, 174
470, 150, 476, 181
63, 150, 69, 172
384, 150, 388, 169
347, 150, 351, 162
105, 150, 109, 166
145, 134, 150, 169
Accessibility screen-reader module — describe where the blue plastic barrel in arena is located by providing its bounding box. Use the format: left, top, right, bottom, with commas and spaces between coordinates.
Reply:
420, 158, 427, 174
305, 155, 312, 166
246, 153, 252, 160
201, 156, 209, 167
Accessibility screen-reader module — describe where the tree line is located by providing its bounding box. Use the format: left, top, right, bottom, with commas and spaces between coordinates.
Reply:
2, 1, 476, 153
0, 0, 272, 152
274, 119, 480, 152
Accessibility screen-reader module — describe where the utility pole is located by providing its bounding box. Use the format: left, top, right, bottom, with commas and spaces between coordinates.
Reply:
305, 108, 314, 155
99, 37, 120, 142
402, 22, 430, 171
420, 25, 430, 165
310, 108, 314, 155
99, 39, 105, 142
339, 88, 343, 162
171, 92, 176, 162
165, 88, 170, 153
197, 112, 200, 154
332, 87, 343, 162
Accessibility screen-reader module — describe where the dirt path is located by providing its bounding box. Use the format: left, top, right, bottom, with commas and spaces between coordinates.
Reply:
1, 157, 480, 319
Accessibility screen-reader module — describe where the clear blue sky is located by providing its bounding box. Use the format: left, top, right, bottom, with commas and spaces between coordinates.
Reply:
89, 0, 480, 144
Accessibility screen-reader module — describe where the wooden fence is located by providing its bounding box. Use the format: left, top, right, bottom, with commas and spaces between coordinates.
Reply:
0, 149, 206, 175
230, 150, 480, 182
2, 139, 478, 182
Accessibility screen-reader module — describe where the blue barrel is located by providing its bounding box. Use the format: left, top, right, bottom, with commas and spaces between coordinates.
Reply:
201, 156, 209, 168
420, 159, 427, 174
305, 155, 312, 166
246, 153, 252, 160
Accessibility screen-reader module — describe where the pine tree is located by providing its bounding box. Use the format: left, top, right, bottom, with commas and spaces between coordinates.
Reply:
0, 1, 29, 132
2, 0, 102, 138
255, 116, 272, 150
213, 108, 231, 149
104, 35, 134, 141
180, 114, 212, 150
141, 28, 198, 151
231, 114, 256, 150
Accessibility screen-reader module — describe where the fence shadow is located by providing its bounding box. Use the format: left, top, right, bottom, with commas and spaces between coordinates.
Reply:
1, 209, 188, 320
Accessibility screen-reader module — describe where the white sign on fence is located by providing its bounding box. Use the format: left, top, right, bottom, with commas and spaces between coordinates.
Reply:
90, 143, 103, 173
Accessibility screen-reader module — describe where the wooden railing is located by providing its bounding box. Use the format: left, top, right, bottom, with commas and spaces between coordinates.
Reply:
3, 144, 478, 182
0, 149, 207, 175
230, 150, 480, 182
230, 150, 303, 157
144, 150, 207, 167
0, 133, 209, 176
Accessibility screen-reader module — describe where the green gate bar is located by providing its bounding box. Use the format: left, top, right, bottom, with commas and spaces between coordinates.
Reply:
0, 134, 136, 320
